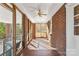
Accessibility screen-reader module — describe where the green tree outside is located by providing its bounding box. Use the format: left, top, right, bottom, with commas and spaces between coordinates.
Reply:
0, 22, 5, 39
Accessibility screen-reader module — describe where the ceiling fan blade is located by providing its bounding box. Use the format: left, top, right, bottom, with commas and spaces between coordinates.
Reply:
41, 14, 47, 15
41, 14, 47, 16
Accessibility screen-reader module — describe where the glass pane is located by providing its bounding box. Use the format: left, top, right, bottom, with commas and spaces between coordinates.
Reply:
0, 4, 13, 56
16, 9, 23, 53
74, 17, 79, 25
74, 26, 79, 35
74, 5, 79, 15
36, 24, 47, 37
74, 5, 79, 35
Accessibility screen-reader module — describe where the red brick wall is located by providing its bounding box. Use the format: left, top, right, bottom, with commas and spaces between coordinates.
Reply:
51, 5, 66, 55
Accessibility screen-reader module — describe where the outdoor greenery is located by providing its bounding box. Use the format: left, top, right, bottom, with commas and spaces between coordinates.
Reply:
16, 24, 22, 35
0, 22, 6, 39
0, 23, 22, 39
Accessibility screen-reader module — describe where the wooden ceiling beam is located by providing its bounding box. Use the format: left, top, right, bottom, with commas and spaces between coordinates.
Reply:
0, 3, 13, 12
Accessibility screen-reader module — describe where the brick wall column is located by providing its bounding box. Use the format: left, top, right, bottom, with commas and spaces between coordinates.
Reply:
51, 5, 66, 55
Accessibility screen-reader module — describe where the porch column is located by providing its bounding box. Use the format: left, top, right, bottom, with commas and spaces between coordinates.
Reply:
32, 23, 36, 39
65, 4, 76, 56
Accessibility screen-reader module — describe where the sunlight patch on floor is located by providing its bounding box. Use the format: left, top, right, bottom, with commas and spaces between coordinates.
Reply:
27, 38, 56, 50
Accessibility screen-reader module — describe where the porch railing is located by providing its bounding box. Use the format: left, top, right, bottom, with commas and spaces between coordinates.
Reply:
0, 34, 22, 56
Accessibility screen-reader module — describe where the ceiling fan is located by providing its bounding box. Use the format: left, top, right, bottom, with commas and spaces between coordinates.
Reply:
28, 6, 47, 17
37, 8, 47, 17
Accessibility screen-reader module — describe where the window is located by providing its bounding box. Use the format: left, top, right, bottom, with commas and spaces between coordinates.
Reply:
0, 4, 13, 56
16, 9, 23, 53
74, 5, 79, 35
36, 24, 47, 38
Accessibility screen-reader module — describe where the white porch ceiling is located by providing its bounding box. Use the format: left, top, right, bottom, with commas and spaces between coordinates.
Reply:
15, 3, 64, 23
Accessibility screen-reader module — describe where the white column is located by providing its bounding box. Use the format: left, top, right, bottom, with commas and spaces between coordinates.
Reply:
65, 5, 76, 56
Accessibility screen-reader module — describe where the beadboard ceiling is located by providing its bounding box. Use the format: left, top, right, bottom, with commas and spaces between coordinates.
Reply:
15, 3, 64, 23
